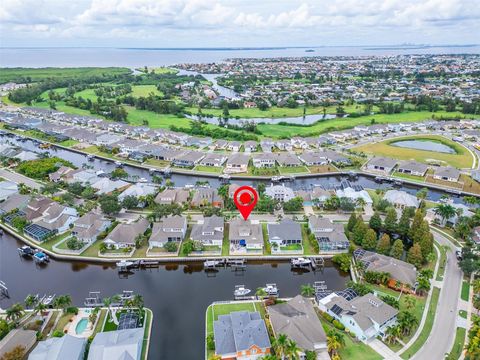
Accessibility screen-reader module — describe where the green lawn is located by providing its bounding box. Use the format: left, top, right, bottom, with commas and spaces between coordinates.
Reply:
355, 135, 474, 169
94, 309, 107, 334
193, 165, 223, 174
141, 308, 153, 360
53, 313, 74, 334
278, 165, 310, 174
206, 302, 258, 335
0, 67, 131, 83
448, 327, 466, 360
400, 287, 441, 359
222, 224, 230, 256
262, 223, 271, 255
302, 225, 318, 255
124, 106, 195, 128
319, 317, 382, 360
131, 85, 162, 97
461, 280, 471, 301
436, 245, 449, 281
459, 310, 468, 319
59, 139, 79, 147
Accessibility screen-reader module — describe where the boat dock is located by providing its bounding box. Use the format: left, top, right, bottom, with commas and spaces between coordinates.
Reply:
0, 281, 9, 299
203, 258, 246, 272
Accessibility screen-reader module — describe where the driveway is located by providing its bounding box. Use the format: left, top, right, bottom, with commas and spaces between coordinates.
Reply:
0, 168, 42, 190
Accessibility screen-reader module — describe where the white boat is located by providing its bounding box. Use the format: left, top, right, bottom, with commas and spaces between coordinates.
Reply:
184, 184, 195, 189
114, 161, 123, 167
263, 283, 279, 296
42, 294, 55, 306
87, 154, 94, 161
291, 257, 312, 267
271, 176, 282, 182
138, 177, 148, 183
234, 285, 251, 297
219, 174, 231, 179
204, 260, 223, 268
116, 260, 134, 268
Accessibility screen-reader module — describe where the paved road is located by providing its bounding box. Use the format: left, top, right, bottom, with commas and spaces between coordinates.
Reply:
0, 168, 42, 190
412, 232, 463, 360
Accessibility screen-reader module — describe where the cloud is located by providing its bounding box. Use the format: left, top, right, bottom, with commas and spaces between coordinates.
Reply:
0, 0, 479, 46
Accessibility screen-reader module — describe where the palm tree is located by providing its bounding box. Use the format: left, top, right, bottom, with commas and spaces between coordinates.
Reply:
285, 339, 300, 360
54, 295, 72, 313
404, 295, 416, 310
464, 196, 479, 206
300, 284, 315, 297
6, 303, 24, 323
326, 329, 344, 356
256, 287, 267, 299
24, 294, 37, 309
272, 334, 289, 360
103, 297, 112, 317
416, 276, 431, 295
261, 355, 280, 360
385, 325, 400, 345
472, 279, 480, 294
433, 204, 457, 225
356, 197, 366, 211
34, 302, 47, 316
132, 294, 144, 317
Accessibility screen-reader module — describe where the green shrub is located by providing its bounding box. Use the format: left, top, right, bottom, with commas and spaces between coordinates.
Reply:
52, 330, 65, 337
66, 307, 79, 315
322, 312, 334, 323
333, 320, 345, 330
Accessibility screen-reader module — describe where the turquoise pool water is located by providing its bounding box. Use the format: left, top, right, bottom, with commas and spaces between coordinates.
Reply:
75, 318, 88, 335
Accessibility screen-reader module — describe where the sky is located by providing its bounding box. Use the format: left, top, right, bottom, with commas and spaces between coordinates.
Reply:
0, 0, 479, 48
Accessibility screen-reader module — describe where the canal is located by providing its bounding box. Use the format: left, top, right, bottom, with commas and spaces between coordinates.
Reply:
0, 233, 348, 359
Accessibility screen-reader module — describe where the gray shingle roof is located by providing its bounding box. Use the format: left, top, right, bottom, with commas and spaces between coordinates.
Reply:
267, 219, 302, 242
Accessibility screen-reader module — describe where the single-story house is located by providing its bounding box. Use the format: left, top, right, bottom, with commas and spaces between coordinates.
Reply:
365, 157, 397, 174
71, 211, 111, 244
225, 153, 249, 174
397, 160, 429, 177
384, 190, 419, 209
199, 153, 227, 167
252, 153, 276, 168
87, 328, 143, 360
433, 166, 461, 182
267, 219, 302, 247
154, 188, 190, 205
104, 218, 150, 249
29, 334, 86, 360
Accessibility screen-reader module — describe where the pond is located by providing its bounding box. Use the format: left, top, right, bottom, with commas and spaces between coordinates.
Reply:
390, 139, 457, 154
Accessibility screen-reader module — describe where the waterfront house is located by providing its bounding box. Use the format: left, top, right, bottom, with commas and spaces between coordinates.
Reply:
154, 188, 190, 205
29, 334, 86, 360
265, 184, 295, 202
318, 293, 398, 342
308, 216, 349, 252
103, 218, 150, 249
24, 199, 78, 241
353, 249, 417, 288
191, 188, 223, 208
322, 150, 351, 166
276, 153, 301, 167
213, 311, 271, 360
365, 157, 397, 174
268, 296, 327, 356
335, 186, 373, 206
311, 187, 332, 206
267, 219, 302, 249
199, 153, 227, 167
383, 190, 419, 209
433, 166, 461, 182
227, 141, 242, 152
298, 151, 328, 166
172, 150, 205, 167
426, 201, 473, 226
94, 133, 122, 147
118, 183, 157, 207
63, 169, 99, 185
190, 216, 224, 247
396, 160, 429, 177
225, 153, 249, 174
71, 211, 111, 244
92, 178, 130, 195
252, 153, 276, 168
229, 218, 263, 254
0, 180, 18, 201
149, 215, 187, 248
87, 328, 143, 360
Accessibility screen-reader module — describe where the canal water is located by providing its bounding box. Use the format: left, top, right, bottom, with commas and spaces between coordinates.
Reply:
0, 233, 348, 359
0, 134, 467, 205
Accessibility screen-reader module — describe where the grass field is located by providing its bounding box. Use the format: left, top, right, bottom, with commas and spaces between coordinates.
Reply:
193, 165, 223, 174
130, 85, 162, 97
355, 135, 474, 168
400, 287, 441, 359
448, 327, 466, 359
257, 111, 478, 138
461, 280, 471, 301
0, 67, 131, 83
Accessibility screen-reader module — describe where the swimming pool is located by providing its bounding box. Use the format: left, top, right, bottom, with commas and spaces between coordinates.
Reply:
75, 318, 88, 335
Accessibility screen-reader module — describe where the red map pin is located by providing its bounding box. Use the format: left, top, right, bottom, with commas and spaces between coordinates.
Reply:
233, 186, 258, 220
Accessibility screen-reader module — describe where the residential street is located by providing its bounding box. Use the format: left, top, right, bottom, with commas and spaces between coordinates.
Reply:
412, 232, 464, 360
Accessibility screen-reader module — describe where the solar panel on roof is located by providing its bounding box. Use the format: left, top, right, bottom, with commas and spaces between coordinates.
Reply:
331, 304, 343, 316
117, 312, 139, 330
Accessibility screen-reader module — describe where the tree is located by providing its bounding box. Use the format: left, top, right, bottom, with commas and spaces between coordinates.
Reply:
34, 302, 47, 316
434, 204, 457, 225
0, 319, 9, 341
416, 188, 428, 200
397, 209, 411, 238
332, 253, 351, 272
54, 295, 72, 313
407, 243, 423, 267
300, 284, 315, 297
362, 228, 377, 250
111, 168, 128, 179
404, 295, 417, 310
409, 208, 425, 239
376, 233, 391, 255
99, 194, 121, 216
24, 294, 37, 309
384, 207, 398, 234
256, 287, 267, 298
285, 339, 300, 360
398, 311, 419, 336
369, 212, 382, 232
5, 303, 24, 323
272, 334, 289, 359
164, 241, 178, 252
0, 345, 25, 360
352, 220, 367, 245
122, 195, 139, 209
416, 275, 431, 295
347, 212, 358, 232
326, 329, 345, 356
390, 239, 404, 259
